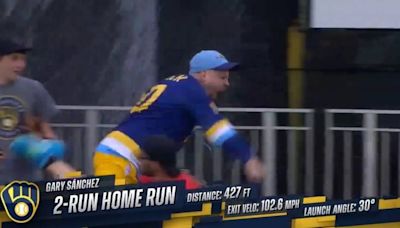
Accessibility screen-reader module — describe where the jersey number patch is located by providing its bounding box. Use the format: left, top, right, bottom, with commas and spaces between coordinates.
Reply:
131, 84, 167, 113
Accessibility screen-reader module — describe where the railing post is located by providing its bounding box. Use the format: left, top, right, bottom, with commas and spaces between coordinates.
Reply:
84, 110, 99, 175
380, 132, 390, 197
343, 131, 353, 200
72, 128, 83, 169
287, 130, 297, 194
305, 111, 315, 196
231, 160, 241, 185
398, 134, 400, 197
194, 129, 204, 180
212, 147, 223, 182
324, 111, 334, 199
362, 113, 378, 197
177, 148, 186, 168
262, 112, 277, 196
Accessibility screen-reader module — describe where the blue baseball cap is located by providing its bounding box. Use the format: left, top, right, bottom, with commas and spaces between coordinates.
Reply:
189, 50, 239, 74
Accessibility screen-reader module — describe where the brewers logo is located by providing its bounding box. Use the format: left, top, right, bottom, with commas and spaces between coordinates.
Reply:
0, 96, 26, 139
0, 181, 40, 223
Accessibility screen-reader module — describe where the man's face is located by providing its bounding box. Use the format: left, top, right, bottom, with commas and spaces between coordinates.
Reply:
199, 70, 230, 99
0, 53, 27, 78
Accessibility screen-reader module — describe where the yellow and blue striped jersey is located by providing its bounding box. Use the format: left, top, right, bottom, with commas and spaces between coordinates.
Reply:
96, 75, 253, 168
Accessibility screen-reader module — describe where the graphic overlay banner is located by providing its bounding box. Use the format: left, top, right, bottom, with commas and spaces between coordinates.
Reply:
0, 176, 398, 228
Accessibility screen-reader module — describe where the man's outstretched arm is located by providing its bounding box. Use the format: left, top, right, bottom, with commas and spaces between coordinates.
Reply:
10, 134, 76, 179
185, 85, 265, 182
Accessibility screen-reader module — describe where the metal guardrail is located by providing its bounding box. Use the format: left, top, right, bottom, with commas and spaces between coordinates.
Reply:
52, 106, 400, 198
52, 106, 315, 197
325, 109, 400, 199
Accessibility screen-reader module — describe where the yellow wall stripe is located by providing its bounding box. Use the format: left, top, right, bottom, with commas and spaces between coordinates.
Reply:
287, 25, 305, 109
378, 198, 400, 210
292, 215, 336, 228
163, 217, 193, 228
64, 171, 82, 178
303, 196, 326, 204
0, 212, 11, 222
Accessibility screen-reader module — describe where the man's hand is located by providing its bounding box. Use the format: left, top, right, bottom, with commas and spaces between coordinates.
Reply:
45, 160, 76, 179
24, 116, 56, 139
244, 157, 265, 183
